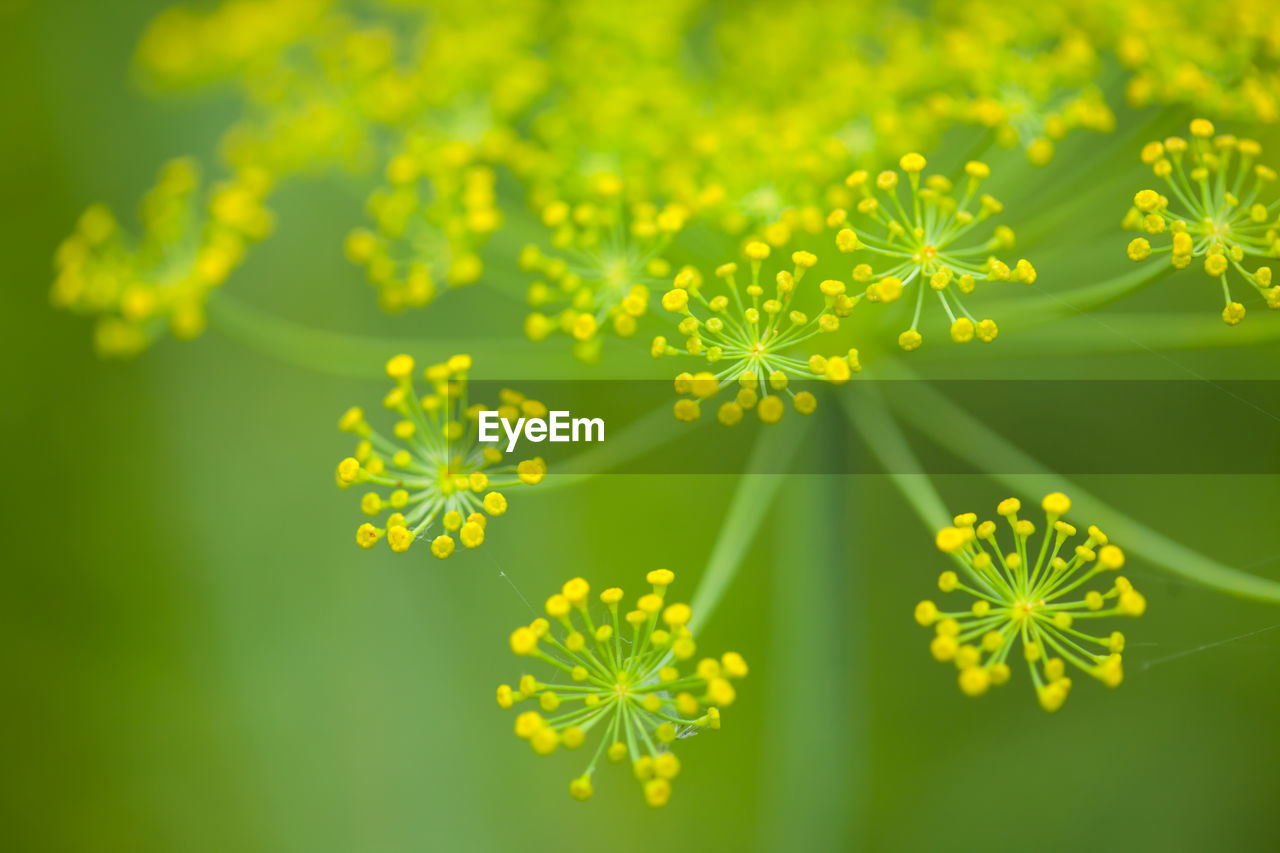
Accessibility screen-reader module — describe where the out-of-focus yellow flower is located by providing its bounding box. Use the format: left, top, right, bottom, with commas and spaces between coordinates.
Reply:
346, 137, 509, 313
51, 158, 273, 358
522, 178, 686, 362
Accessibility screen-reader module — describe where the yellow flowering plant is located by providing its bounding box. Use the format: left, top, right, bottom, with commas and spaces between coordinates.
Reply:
916, 493, 1144, 712
335, 354, 547, 559
51, 158, 273, 357
345, 138, 504, 313
499, 570, 744, 807
830, 153, 1035, 350
652, 240, 861, 426
521, 178, 686, 362
1124, 118, 1280, 324
36, 0, 1280, 827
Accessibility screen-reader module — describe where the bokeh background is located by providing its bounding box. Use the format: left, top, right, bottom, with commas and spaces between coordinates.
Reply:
5, 1, 1280, 851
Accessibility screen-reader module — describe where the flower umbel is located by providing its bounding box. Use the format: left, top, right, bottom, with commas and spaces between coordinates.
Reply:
344, 138, 503, 313
950, 84, 1115, 167
915, 493, 1145, 712
522, 178, 685, 363
653, 240, 861, 426
335, 354, 547, 558
831, 153, 1034, 350
499, 570, 745, 807
50, 157, 273, 357
1124, 118, 1279, 325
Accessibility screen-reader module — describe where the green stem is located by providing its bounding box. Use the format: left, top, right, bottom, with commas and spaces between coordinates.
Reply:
533, 404, 694, 493
996, 105, 1173, 236
759, 470, 861, 848
839, 384, 949, 526
687, 416, 809, 634
968, 310, 1280, 354
206, 293, 557, 379
980, 263, 1168, 329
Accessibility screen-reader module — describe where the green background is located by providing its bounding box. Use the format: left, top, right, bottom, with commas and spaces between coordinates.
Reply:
4, 2, 1280, 851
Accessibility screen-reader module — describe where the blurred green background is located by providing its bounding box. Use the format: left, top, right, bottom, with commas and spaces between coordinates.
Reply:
5, 1, 1280, 851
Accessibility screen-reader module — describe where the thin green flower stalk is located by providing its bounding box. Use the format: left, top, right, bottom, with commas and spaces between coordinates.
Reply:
653, 240, 862, 426
521, 177, 686, 363
50, 158, 273, 358
1124, 118, 1279, 324
829, 153, 1036, 350
499, 570, 745, 807
914, 492, 1146, 712
344, 136, 507, 313
334, 354, 547, 559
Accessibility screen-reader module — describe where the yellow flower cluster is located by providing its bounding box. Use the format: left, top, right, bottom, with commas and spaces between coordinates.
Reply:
55, 0, 1280, 806
928, 5, 1116, 165
829, 153, 1034, 350
84, 0, 1280, 354
521, 177, 687, 363
81, 0, 1280, 358
134, 0, 327, 89
50, 158, 273, 357
335, 354, 547, 559
1124, 119, 1279, 324
344, 137, 505, 313
499, 570, 744, 807
653, 240, 861, 425
915, 493, 1145, 712
144, 0, 548, 178
215, 21, 418, 176
1115, 0, 1280, 123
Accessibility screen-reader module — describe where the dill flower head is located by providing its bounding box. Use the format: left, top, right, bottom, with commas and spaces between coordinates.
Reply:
498, 570, 745, 807
653, 240, 862, 426
134, 0, 326, 89
521, 178, 686, 363
915, 493, 1145, 712
344, 138, 504, 313
830, 153, 1035, 350
50, 158, 273, 358
1124, 119, 1279, 325
208, 1, 545, 178
1115, 4, 1280, 123
335, 354, 547, 559
952, 86, 1115, 167
210, 16, 420, 177
929, 13, 1115, 167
